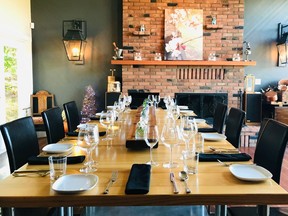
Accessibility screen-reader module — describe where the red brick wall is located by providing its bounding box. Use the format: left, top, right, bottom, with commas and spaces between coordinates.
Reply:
121, 0, 245, 108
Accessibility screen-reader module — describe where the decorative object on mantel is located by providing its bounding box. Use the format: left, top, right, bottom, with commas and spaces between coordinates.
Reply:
211, 16, 217, 25
244, 74, 255, 93
134, 52, 142, 61
62, 20, 87, 65
232, 53, 241, 61
208, 53, 216, 61
107, 69, 121, 93
154, 53, 162, 61
164, 9, 203, 60
112, 42, 123, 60
276, 23, 288, 67
243, 41, 252, 61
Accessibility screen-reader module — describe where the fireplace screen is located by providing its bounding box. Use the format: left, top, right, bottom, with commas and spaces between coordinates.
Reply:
175, 93, 228, 119
164, 9, 203, 60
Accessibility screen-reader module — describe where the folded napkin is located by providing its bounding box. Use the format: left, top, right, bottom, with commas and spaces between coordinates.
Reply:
27, 155, 85, 165
125, 164, 151, 194
199, 153, 251, 162
197, 128, 217, 133
66, 131, 78, 136
89, 116, 100, 120
126, 140, 158, 149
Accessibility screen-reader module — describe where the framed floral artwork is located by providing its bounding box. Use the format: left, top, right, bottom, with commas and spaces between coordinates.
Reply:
164, 9, 203, 60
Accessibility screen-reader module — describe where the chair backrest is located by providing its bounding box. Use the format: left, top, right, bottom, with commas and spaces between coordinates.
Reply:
224, 107, 246, 148
212, 103, 228, 133
63, 101, 81, 133
30, 90, 54, 116
41, 107, 65, 143
0, 116, 40, 173
254, 119, 288, 183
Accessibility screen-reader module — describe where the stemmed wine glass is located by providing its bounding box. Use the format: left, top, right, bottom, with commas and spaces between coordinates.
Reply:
144, 125, 159, 166
147, 95, 155, 106
100, 110, 116, 140
161, 118, 181, 168
171, 105, 180, 122
180, 116, 198, 151
77, 124, 100, 173
154, 95, 161, 108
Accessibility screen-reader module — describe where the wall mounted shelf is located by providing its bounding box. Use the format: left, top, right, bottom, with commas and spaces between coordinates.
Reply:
111, 60, 257, 66
132, 31, 151, 36
205, 24, 223, 30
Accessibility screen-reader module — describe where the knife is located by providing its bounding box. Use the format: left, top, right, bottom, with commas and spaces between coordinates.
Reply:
13, 169, 50, 174
170, 172, 179, 194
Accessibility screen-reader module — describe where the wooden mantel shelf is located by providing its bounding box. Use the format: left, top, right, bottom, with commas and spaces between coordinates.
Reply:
111, 60, 256, 66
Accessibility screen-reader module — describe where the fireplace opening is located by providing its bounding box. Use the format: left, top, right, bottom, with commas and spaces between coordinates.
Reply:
175, 93, 228, 122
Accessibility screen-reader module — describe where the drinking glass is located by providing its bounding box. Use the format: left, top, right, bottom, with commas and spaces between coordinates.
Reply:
144, 125, 159, 166
77, 124, 99, 173
100, 110, 116, 140
180, 116, 198, 151
161, 118, 180, 168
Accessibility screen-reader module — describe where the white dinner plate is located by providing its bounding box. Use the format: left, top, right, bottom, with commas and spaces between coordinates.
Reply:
229, 164, 273, 182
180, 110, 195, 116
52, 174, 98, 193
194, 119, 206, 124
202, 133, 227, 141
107, 105, 116, 110
42, 143, 73, 154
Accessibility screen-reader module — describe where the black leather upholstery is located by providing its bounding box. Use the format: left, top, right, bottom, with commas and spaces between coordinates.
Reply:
63, 101, 81, 133
0, 117, 53, 216
228, 119, 288, 216
198, 103, 227, 134
0, 116, 39, 173
41, 107, 65, 143
224, 107, 246, 148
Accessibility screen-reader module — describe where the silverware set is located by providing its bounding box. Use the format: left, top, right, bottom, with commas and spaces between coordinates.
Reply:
12, 170, 50, 177
170, 172, 179, 194
103, 170, 118, 194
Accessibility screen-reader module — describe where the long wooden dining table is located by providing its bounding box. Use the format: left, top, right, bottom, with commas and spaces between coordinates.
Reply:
0, 108, 287, 216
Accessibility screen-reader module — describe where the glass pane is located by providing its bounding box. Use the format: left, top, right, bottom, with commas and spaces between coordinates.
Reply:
4, 46, 18, 122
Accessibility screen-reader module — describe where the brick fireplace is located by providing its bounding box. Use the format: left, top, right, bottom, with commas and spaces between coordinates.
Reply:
116, 0, 251, 109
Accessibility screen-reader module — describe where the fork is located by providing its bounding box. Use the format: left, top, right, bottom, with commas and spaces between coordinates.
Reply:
103, 171, 118, 194
217, 159, 233, 167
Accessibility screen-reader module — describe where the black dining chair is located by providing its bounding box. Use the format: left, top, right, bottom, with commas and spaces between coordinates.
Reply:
41, 106, 65, 144
63, 101, 81, 133
0, 116, 53, 216
198, 102, 228, 134
228, 118, 288, 216
224, 107, 246, 148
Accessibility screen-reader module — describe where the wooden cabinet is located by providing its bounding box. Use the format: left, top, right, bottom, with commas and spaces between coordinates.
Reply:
274, 107, 288, 125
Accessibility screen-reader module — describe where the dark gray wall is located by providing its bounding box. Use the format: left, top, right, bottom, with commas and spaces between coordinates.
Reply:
244, 0, 288, 91
31, 0, 122, 112
31, 0, 288, 111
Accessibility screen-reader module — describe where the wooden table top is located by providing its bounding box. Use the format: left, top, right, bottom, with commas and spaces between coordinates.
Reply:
0, 108, 287, 208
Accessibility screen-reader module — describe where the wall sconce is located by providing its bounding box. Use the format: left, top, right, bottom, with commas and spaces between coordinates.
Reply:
277, 23, 288, 67
62, 20, 87, 64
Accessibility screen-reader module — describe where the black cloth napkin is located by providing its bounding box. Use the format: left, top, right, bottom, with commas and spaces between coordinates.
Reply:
197, 128, 217, 133
89, 116, 100, 120
66, 131, 78, 136
125, 164, 151, 194
199, 153, 251, 162
27, 155, 85, 165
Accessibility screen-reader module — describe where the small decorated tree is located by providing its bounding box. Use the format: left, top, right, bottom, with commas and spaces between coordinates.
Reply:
81, 85, 97, 123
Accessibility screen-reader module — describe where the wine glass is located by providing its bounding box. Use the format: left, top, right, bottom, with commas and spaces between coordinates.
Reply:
147, 95, 155, 106
144, 125, 159, 166
171, 105, 180, 122
180, 116, 198, 151
154, 95, 161, 108
161, 118, 181, 168
77, 124, 99, 173
100, 110, 116, 140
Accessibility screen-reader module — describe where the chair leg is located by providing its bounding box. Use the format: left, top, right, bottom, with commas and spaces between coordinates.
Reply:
257, 205, 269, 216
